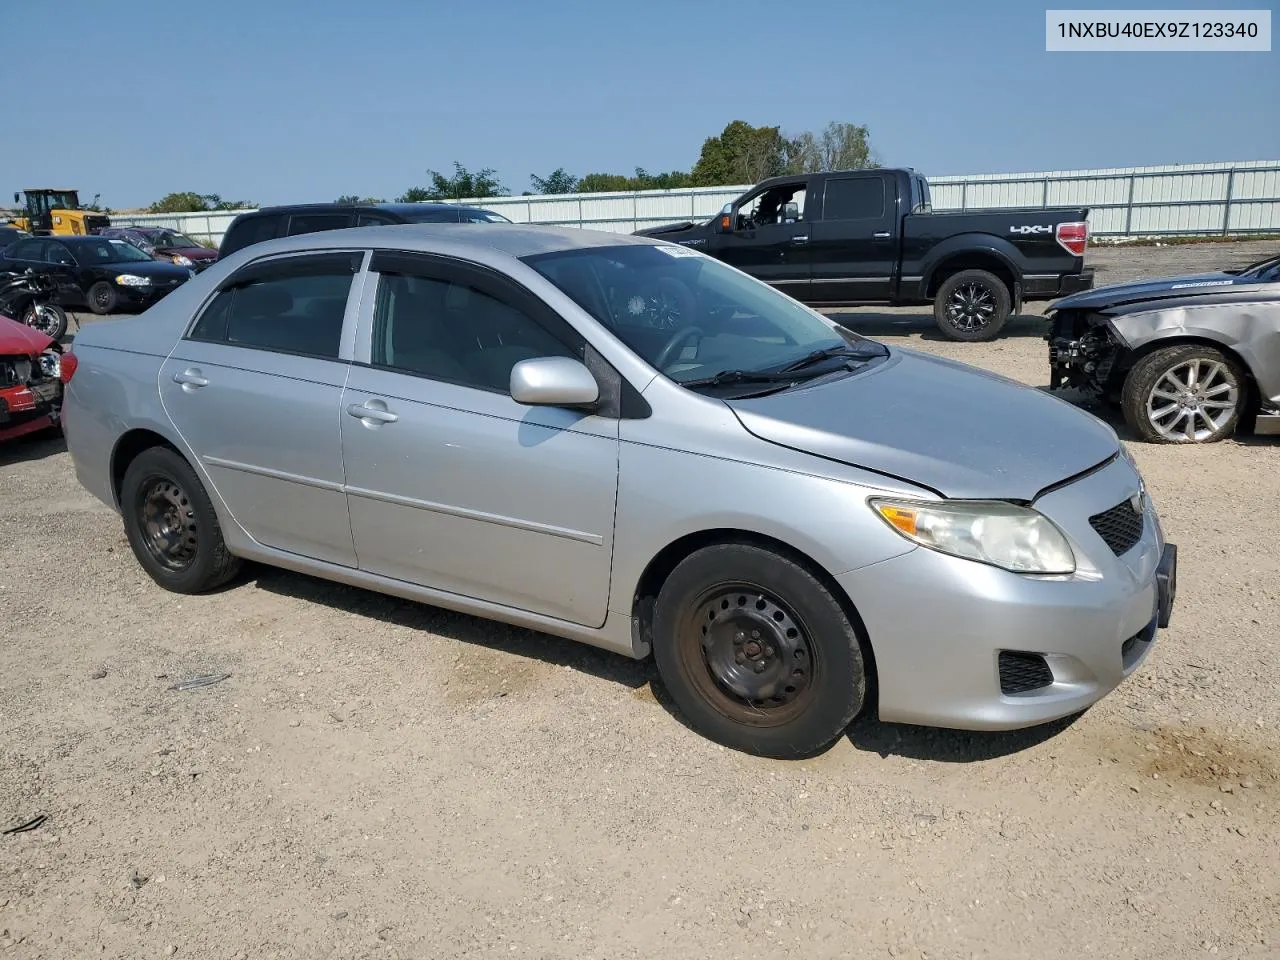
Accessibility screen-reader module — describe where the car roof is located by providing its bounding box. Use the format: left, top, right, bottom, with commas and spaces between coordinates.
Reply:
243, 201, 499, 217
225, 222, 658, 263
50, 235, 124, 245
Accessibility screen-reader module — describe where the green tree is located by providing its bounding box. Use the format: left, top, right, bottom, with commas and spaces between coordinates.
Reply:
577, 173, 633, 193
397, 162, 508, 202
147, 192, 255, 213
576, 168, 693, 193
529, 168, 580, 194
691, 121, 788, 186
336, 194, 386, 204
786, 122, 877, 174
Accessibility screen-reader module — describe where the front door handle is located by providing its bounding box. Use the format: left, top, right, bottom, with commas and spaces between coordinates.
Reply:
172, 368, 209, 389
346, 401, 399, 424
872, 231, 892, 240
791, 235, 809, 244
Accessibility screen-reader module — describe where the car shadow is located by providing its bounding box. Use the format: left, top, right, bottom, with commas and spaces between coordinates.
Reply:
249, 566, 656, 692
0, 429, 66, 465
826, 311, 1049, 342
846, 711, 1084, 762
247, 566, 1084, 763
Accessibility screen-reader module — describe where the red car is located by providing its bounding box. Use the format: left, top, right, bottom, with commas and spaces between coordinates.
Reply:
0, 312, 68, 443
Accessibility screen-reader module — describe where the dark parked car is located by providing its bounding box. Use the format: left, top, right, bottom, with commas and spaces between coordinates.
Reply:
0, 226, 31, 252
0, 235, 193, 315
99, 226, 219, 272
1047, 251, 1280, 444
634, 168, 1095, 341
218, 202, 513, 258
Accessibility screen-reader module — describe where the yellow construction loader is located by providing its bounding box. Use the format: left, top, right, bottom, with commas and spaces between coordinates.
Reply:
8, 189, 111, 236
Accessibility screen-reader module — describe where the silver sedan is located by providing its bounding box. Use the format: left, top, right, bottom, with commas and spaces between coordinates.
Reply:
62, 224, 1177, 758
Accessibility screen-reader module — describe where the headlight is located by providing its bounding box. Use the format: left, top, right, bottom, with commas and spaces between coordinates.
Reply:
115, 274, 152, 287
37, 351, 61, 379
870, 498, 1076, 574
171, 255, 193, 267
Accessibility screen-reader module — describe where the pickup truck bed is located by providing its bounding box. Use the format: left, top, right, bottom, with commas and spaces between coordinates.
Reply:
635, 168, 1094, 342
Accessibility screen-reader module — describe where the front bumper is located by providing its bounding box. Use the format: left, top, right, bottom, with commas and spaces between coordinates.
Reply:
0, 380, 61, 442
838, 455, 1172, 731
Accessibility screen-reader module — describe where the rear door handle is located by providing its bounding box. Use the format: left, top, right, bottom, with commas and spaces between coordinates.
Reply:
872, 231, 892, 240
791, 235, 809, 244
172, 368, 209, 389
346, 401, 399, 424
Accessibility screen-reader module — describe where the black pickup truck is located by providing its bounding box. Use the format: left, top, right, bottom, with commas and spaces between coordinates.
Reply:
634, 168, 1094, 341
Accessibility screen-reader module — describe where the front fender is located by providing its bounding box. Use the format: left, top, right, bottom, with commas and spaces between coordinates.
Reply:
1108, 302, 1280, 402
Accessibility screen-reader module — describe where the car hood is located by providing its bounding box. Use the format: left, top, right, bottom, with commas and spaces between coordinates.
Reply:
0, 312, 54, 354
1048, 271, 1246, 312
727, 349, 1119, 500
97, 259, 192, 279
156, 245, 217, 261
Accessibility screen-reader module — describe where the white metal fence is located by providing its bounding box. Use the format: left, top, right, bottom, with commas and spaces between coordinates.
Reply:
109, 159, 1280, 247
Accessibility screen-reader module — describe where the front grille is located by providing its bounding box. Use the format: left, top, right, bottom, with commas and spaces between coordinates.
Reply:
998, 651, 1054, 695
1089, 499, 1144, 556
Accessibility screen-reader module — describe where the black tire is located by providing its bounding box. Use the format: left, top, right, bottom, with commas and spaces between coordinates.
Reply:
1121, 344, 1246, 444
23, 302, 68, 341
651, 543, 867, 759
933, 269, 1012, 342
87, 281, 118, 315
120, 445, 242, 593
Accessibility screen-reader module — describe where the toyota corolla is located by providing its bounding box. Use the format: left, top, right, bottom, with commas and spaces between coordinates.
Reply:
60, 224, 1176, 758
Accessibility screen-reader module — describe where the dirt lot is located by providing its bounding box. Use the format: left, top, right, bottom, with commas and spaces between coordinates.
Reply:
2, 241, 1278, 960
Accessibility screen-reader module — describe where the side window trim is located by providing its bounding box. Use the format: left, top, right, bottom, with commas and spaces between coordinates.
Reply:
182, 249, 370, 362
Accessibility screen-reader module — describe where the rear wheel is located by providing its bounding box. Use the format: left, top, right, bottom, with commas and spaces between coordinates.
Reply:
933, 269, 1012, 342
120, 446, 242, 593
651, 543, 867, 759
87, 281, 118, 315
1121, 344, 1246, 444
23, 303, 68, 340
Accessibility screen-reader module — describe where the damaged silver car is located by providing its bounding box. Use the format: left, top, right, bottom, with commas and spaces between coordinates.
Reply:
1046, 252, 1280, 443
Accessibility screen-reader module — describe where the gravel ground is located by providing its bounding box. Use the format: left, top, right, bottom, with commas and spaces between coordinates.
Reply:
1, 241, 1277, 960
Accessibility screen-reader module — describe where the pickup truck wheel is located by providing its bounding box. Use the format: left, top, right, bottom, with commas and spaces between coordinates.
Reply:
1122, 345, 1245, 444
120, 446, 242, 593
933, 269, 1012, 342
651, 543, 868, 759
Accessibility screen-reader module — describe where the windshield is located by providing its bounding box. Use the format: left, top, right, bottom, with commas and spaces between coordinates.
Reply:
71, 238, 157, 265
153, 230, 200, 248
1236, 253, 1280, 280
523, 243, 885, 388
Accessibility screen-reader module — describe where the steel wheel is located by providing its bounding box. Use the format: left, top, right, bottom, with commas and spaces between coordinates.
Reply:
1146, 357, 1239, 442
679, 582, 818, 727
944, 281, 996, 333
138, 477, 199, 571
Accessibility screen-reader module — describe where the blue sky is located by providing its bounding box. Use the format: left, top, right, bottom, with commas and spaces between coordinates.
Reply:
4, 0, 1276, 208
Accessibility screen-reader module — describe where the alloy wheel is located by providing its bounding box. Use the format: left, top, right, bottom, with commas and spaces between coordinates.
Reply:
944, 282, 996, 332
1146, 358, 1239, 442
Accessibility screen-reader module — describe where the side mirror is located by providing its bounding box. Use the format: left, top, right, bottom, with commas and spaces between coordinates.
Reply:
716, 202, 734, 234
509, 356, 600, 408
782, 201, 800, 222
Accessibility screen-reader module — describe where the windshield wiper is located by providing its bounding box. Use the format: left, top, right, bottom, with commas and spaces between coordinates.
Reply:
678, 369, 802, 389
776, 342, 888, 373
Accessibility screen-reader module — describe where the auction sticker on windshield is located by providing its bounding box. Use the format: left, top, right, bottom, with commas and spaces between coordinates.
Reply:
655, 244, 703, 258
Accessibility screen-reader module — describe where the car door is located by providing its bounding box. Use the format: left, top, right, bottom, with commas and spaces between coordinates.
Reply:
340, 250, 620, 627
715, 181, 813, 292
158, 250, 365, 567
807, 173, 899, 303
44, 240, 88, 303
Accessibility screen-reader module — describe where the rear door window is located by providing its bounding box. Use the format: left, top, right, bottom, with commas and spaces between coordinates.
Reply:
822, 177, 887, 221
6, 238, 48, 261
188, 252, 362, 359
356, 212, 400, 227
287, 213, 355, 236
222, 214, 284, 255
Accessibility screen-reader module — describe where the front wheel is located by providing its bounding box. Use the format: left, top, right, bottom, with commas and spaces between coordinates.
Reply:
1121, 344, 1246, 444
23, 302, 68, 340
651, 543, 868, 759
933, 269, 1012, 342
87, 281, 118, 315
120, 446, 242, 593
